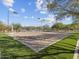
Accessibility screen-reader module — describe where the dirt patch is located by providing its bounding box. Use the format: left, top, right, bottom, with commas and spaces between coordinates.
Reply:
7, 32, 70, 52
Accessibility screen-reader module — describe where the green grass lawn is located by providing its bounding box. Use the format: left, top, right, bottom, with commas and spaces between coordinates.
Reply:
0, 33, 79, 59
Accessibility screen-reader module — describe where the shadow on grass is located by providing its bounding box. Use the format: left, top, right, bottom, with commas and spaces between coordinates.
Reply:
1, 33, 79, 59
3, 43, 75, 59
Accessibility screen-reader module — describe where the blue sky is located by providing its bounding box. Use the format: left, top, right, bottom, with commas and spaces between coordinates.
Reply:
0, 0, 73, 26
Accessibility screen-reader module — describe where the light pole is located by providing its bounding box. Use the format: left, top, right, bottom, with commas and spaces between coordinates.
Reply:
7, 7, 18, 32
3, 0, 14, 32
7, 7, 10, 32
7, 8, 10, 26
38, 18, 46, 31
11, 11, 18, 32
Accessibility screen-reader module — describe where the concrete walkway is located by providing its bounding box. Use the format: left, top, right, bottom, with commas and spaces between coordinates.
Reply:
73, 39, 79, 59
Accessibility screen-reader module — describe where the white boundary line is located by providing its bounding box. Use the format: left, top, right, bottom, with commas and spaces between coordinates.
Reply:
73, 39, 79, 59
7, 35, 38, 53
14, 37, 39, 53
15, 38, 64, 53
0, 52, 1, 59
37, 35, 70, 52
7, 33, 71, 53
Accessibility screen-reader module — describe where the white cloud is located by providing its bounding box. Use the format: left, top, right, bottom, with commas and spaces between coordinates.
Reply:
3, 0, 14, 7
41, 15, 56, 23
47, 15, 56, 23
36, 0, 43, 10
36, 0, 48, 16
24, 16, 34, 19
21, 8, 26, 13
36, 0, 47, 11
40, 11, 47, 14
31, 16, 34, 19
8, 8, 19, 16
9, 8, 15, 12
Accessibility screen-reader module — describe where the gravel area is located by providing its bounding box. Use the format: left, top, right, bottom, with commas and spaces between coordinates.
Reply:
7, 32, 70, 52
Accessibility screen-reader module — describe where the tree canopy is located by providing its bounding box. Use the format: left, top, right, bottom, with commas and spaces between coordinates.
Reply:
37, 0, 79, 23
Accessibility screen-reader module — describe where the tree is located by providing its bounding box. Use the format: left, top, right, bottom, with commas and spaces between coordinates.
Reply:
0, 21, 6, 32
52, 23, 65, 31
12, 23, 22, 32
47, 0, 79, 20
36, 0, 79, 23
43, 24, 52, 31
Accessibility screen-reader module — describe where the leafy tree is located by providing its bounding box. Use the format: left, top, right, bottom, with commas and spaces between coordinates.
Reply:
37, 0, 79, 23
43, 24, 52, 31
0, 21, 6, 32
12, 23, 22, 32
52, 23, 65, 31
52, 23, 79, 32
